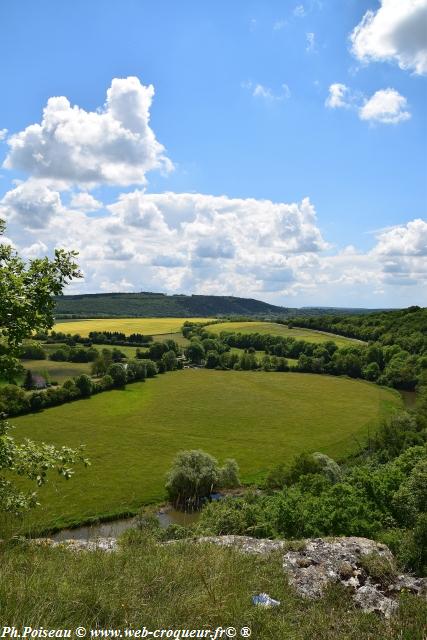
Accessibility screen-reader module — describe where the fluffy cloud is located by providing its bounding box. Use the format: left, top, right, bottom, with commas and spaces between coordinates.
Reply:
3, 77, 172, 188
359, 88, 411, 124
375, 218, 427, 256
69, 192, 103, 212
325, 83, 351, 108
350, 0, 427, 75
1, 188, 328, 296
326, 84, 411, 125
0, 129, 7, 141
2, 182, 425, 302
0, 180, 63, 228
373, 219, 427, 286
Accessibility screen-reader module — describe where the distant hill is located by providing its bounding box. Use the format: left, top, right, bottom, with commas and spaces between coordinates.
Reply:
54, 292, 387, 319
54, 292, 290, 318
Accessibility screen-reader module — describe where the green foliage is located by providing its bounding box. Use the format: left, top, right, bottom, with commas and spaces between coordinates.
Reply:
0, 419, 88, 515
19, 342, 47, 360
74, 374, 94, 398
0, 219, 80, 380
161, 350, 178, 371
107, 363, 127, 388
0, 218, 87, 518
372, 412, 425, 461
0, 384, 29, 416
165, 450, 220, 509
219, 458, 240, 488
165, 450, 241, 509
185, 341, 205, 364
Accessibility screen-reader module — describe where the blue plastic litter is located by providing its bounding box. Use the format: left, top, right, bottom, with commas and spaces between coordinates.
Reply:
252, 593, 281, 607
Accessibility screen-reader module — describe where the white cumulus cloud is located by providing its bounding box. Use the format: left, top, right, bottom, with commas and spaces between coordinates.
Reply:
3, 76, 172, 188
1, 189, 328, 297
359, 88, 411, 124
350, 0, 427, 75
69, 192, 103, 212
0, 180, 63, 228
375, 218, 427, 256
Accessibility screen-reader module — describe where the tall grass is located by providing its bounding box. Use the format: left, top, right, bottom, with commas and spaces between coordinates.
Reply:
1, 539, 425, 639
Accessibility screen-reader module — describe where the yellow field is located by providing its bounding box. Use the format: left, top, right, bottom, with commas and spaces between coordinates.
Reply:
54, 318, 213, 337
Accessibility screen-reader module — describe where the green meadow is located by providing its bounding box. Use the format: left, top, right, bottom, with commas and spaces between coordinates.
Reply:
209, 321, 363, 347
10, 370, 401, 533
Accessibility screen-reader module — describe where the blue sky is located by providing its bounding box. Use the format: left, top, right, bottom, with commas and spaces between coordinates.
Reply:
0, 0, 426, 307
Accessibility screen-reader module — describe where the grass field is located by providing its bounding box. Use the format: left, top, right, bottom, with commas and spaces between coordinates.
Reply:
9, 370, 401, 533
22, 360, 92, 383
54, 318, 212, 337
209, 321, 363, 347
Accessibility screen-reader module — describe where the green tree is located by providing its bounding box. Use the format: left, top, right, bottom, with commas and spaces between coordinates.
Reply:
74, 374, 94, 398
107, 363, 127, 387
185, 341, 205, 365
166, 450, 220, 509
161, 350, 178, 371
0, 219, 80, 382
0, 217, 87, 516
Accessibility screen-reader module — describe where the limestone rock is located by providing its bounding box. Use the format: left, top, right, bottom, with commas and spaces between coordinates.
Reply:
353, 585, 398, 618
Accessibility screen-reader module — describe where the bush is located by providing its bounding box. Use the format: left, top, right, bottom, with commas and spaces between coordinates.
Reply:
107, 363, 127, 388
29, 393, 43, 412
62, 379, 80, 400
49, 347, 70, 361
0, 385, 29, 416
219, 458, 240, 488
74, 374, 94, 398
19, 342, 47, 360
99, 374, 114, 390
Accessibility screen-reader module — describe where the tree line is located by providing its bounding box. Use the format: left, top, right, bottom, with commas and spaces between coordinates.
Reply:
182, 317, 426, 390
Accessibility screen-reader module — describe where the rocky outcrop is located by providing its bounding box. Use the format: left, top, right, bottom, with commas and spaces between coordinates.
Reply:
191, 535, 427, 618
32, 534, 426, 617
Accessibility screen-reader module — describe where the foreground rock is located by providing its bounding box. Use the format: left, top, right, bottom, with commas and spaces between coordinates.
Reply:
33, 534, 426, 617
193, 535, 427, 618
32, 537, 118, 552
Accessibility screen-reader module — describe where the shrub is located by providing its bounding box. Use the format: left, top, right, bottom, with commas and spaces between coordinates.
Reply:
219, 458, 240, 488
19, 342, 47, 360
74, 374, 94, 398
312, 452, 343, 483
0, 385, 29, 416
100, 374, 114, 390
62, 379, 80, 400
107, 363, 127, 388
49, 347, 70, 361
